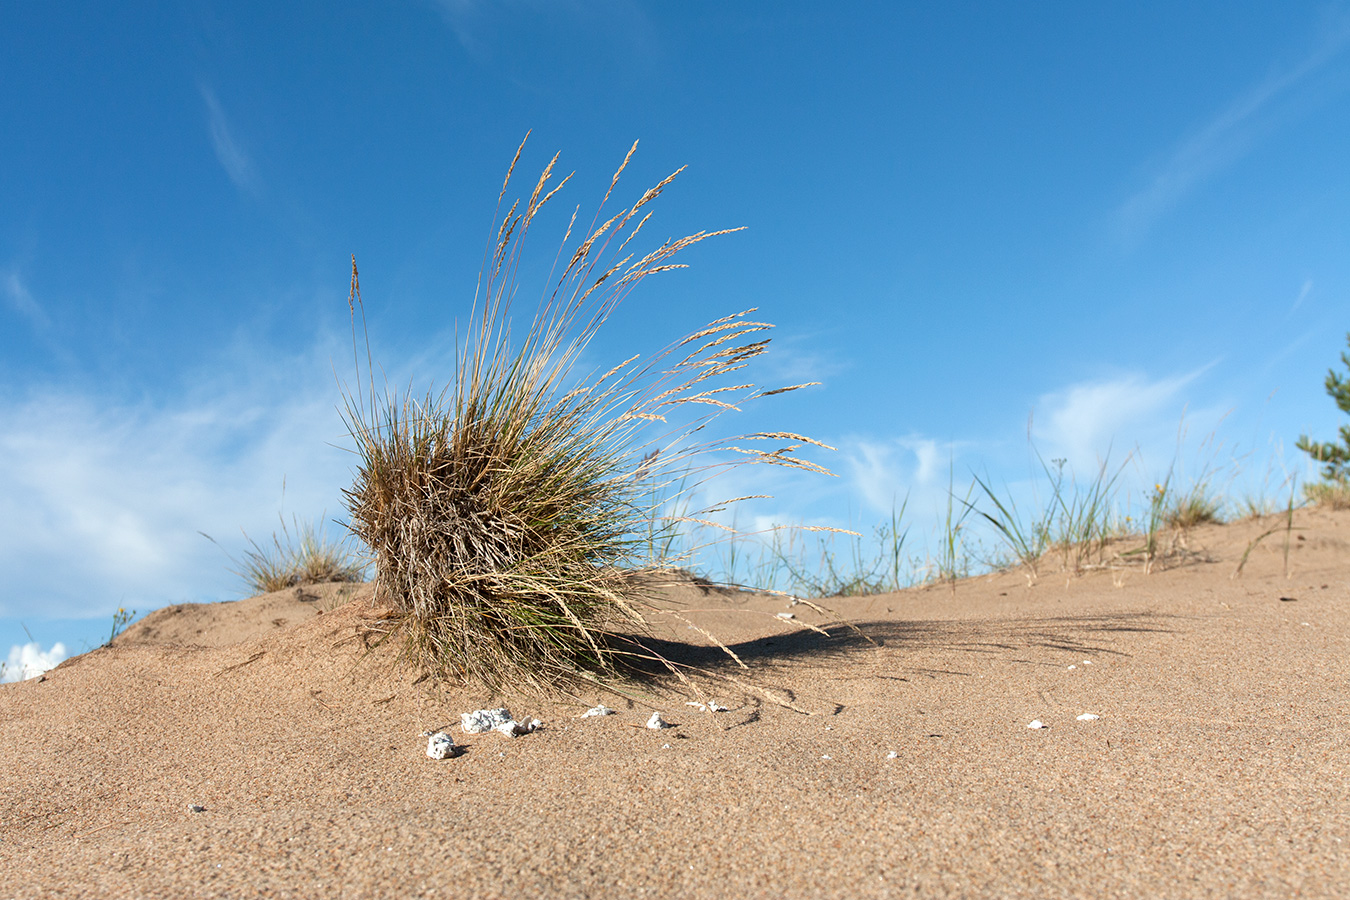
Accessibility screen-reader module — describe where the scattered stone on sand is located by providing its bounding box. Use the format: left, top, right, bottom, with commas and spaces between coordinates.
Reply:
579, 705, 616, 718
647, 712, 673, 729
424, 732, 456, 759
685, 700, 728, 713
1027, 720, 1049, 729
1076, 713, 1101, 721
494, 718, 543, 737
461, 708, 515, 734
458, 708, 544, 737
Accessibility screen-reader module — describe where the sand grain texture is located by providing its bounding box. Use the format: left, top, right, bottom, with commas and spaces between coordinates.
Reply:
2, 510, 1348, 898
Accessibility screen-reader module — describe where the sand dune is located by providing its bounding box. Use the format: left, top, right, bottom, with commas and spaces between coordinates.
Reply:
3, 509, 1348, 898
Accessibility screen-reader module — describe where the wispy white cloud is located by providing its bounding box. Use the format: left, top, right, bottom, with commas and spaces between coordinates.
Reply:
0, 337, 357, 621
1116, 18, 1350, 241
200, 85, 260, 194
1290, 279, 1314, 314
435, 0, 486, 57
1029, 368, 1229, 479
2, 269, 50, 330
431, 0, 659, 78
841, 436, 949, 518
1, 641, 67, 682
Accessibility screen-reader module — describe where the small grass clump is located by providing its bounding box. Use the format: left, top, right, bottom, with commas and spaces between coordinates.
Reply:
1303, 478, 1350, 510
1163, 484, 1223, 530
234, 516, 367, 594
974, 451, 1125, 578
342, 138, 828, 693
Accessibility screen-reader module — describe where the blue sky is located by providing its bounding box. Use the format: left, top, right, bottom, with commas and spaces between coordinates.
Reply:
4, 2, 1349, 670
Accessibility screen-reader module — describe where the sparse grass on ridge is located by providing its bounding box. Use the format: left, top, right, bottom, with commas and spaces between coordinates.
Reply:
341, 137, 833, 694
1164, 486, 1224, 530
206, 515, 367, 595
1304, 478, 1350, 509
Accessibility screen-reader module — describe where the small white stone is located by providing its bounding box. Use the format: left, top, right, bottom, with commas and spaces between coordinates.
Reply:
461, 708, 514, 734
685, 700, 729, 713
887, 751, 898, 759
1076, 713, 1101, 722
493, 717, 543, 737
776, 612, 795, 619
579, 705, 616, 718
1067, 665, 1077, 670
1027, 720, 1049, 729
425, 732, 456, 759
821, 754, 832, 760
647, 712, 672, 729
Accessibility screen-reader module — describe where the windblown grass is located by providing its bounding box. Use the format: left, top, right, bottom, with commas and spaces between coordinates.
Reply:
341, 137, 831, 694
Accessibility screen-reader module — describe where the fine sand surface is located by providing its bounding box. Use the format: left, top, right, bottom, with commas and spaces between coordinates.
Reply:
3, 509, 1348, 898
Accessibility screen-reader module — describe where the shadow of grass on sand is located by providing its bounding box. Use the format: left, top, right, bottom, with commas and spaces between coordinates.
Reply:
617, 612, 1176, 680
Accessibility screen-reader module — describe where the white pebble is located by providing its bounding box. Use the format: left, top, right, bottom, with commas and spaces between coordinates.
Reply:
579, 705, 616, 718
1027, 720, 1049, 729
461, 708, 514, 734
887, 751, 898, 759
1076, 713, 1100, 722
494, 717, 543, 737
425, 732, 456, 759
647, 712, 672, 729
1067, 665, 1077, 670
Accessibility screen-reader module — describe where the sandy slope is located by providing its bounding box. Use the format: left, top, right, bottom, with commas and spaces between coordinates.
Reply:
2, 509, 1347, 898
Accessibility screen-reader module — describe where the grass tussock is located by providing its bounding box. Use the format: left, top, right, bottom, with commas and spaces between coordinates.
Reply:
1303, 478, 1350, 510
1163, 486, 1224, 530
234, 516, 367, 595
342, 137, 830, 694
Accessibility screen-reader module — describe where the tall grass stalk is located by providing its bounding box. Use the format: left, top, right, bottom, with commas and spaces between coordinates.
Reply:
935, 461, 975, 589
1045, 455, 1124, 572
971, 470, 1053, 578
341, 137, 831, 693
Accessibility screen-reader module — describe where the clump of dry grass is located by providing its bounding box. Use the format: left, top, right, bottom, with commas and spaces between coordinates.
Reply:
341, 137, 830, 694
234, 516, 367, 594
202, 514, 366, 595
1164, 485, 1223, 530
1304, 478, 1350, 510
